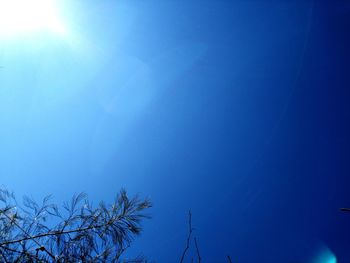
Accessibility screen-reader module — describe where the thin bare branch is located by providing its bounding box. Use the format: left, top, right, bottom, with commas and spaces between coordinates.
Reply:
194, 237, 201, 263
180, 210, 193, 263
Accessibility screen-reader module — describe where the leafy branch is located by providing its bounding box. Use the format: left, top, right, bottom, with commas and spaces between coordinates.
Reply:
0, 188, 151, 262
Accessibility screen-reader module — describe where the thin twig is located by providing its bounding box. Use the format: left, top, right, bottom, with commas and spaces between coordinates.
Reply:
180, 210, 193, 263
227, 255, 233, 263
1, 244, 42, 262
0, 249, 10, 263
1, 210, 56, 260
0, 215, 121, 246
194, 237, 201, 263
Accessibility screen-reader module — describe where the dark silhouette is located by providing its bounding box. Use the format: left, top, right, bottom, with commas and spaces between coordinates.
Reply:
179, 210, 233, 263
180, 210, 194, 263
0, 188, 151, 262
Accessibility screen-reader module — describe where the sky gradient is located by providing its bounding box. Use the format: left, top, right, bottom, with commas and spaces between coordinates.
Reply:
0, 0, 350, 262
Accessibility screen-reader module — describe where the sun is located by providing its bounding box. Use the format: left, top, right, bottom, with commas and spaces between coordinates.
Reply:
0, 0, 65, 37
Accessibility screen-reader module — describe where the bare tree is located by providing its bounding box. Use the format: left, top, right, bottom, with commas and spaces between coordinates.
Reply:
0, 188, 151, 262
180, 210, 201, 263
179, 211, 234, 263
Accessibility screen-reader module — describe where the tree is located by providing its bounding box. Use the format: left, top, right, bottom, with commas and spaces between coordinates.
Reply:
179, 210, 234, 263
0, 188, 151, 262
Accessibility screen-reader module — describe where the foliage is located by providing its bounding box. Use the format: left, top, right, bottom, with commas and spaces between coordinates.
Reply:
0, 188, 151, 262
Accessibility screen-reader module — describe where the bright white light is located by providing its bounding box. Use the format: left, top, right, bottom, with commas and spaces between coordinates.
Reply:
0, 0, 65, 37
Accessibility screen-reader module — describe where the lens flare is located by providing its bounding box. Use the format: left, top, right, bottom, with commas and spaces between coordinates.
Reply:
312, 246, 337, 263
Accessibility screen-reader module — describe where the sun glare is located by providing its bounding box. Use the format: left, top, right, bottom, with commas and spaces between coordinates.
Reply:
0, 0, 65, 37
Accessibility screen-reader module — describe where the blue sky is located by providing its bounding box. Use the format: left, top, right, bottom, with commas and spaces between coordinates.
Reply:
0, 0, 349, 262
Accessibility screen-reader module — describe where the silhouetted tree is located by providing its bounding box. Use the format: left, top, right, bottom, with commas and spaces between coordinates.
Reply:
180, 211, 202, 263
179, 210, 233, 263
0, 188, 151, 262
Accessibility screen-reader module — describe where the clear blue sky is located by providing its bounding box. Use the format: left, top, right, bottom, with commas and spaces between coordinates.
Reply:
0, 0, 349, 262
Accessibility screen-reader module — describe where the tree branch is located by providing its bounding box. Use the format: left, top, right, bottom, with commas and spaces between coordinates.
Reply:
194, 237, 201, 263
0, 188, 151, 262
0, 216, 121, 246
1, 209, 56, 260
180, 210, 193, 263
